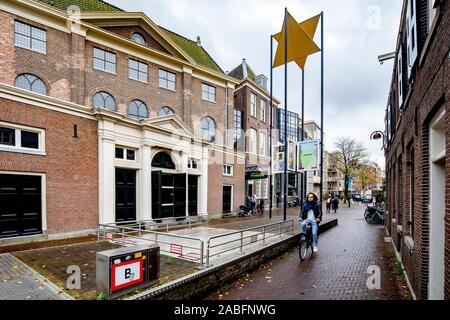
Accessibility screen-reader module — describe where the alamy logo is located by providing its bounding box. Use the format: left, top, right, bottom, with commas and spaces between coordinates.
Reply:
366, 265, 381, 290
367, 5, 382, 30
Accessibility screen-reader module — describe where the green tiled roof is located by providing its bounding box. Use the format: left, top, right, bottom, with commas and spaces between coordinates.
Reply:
159, 27, 224, 74
37, 0, 123, 12
36, 0, 224, 74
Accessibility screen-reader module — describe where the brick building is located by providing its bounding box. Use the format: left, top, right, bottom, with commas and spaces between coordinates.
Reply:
384, 0, 449, 299
0, 0, 246, 242
228, 59, 279, 202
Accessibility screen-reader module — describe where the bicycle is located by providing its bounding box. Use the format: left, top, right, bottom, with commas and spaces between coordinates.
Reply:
364, 206, 385, 224
299, 221, 315, 261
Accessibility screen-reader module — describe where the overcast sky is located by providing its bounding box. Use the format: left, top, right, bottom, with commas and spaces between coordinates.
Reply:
106, 0, 403, 168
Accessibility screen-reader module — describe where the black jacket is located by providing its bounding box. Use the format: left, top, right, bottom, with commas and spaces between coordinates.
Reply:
300, 202, 323, 221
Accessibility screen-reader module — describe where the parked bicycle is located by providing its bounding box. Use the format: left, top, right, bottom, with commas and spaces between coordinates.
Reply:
364, 205, 385, 225
299, 221, 315, 261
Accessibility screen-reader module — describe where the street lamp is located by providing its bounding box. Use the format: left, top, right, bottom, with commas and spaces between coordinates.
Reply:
370, 130, 385, 150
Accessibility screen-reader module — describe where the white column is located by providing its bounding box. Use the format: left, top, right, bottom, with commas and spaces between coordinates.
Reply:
140, 145, 152, 221
99, 137, 115, 225
180, 151, 189, 217
200, 147, 209, 215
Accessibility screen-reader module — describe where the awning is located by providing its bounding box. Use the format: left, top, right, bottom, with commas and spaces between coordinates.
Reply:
245, 166, 268, 180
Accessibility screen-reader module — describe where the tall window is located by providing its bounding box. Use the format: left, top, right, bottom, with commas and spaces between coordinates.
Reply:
93, 91, 116, 111
408, 146, 415, 238
202, 83, 216, 102
131, 33, 146, 45
260, 99, 267, 122
202, 117, 216, 141
14, 21, 46, 54
259, 131, 267, 156
93, 48, 116, 74
14, 74, 47, 95
129, 59, 148, 82
128, 100, 148, 120
250, 93, 257, 117
249, 128, 257, 154
159, 106, 174, 116
233, 109, 244, 151
159, 69, 176, 91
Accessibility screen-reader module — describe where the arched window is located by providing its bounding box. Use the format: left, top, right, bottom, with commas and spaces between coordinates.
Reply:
158, 106, 174, 117
14, 74, 47, 95
131, 33, 146, 45
202, 117, 216, 142
93, 91, 116, 111
128, 100, 148, 120
151, 152, 175, 169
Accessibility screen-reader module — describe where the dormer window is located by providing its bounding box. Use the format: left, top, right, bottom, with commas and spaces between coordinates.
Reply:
131, 33, 146, 45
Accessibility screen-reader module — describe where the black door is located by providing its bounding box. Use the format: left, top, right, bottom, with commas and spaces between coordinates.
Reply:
0, 174, 41, 238
188, 175, 198, 216
152, 171, 162, 219
223, 186, 232, 214
174, 174, 186, 218
115, 169, 136, 223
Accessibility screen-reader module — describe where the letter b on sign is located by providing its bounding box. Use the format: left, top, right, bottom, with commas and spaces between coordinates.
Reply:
366, 265, 381, 290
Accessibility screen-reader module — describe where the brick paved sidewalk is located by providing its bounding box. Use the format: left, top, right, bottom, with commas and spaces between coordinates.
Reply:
207, 204, 410, 300
0, 253, 72, 300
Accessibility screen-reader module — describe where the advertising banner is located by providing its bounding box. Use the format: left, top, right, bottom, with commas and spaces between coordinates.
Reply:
297, 140, 320, 172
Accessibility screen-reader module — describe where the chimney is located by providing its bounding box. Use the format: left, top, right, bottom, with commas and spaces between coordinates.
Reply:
196, 36, 201, 47
242, 58, 248, 79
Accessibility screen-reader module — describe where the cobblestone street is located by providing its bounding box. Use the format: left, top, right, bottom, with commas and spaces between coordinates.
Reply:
208, 204, 410, 300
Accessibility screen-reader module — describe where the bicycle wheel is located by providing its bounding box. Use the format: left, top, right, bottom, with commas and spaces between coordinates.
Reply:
365, 212, 374, 224
299, 237, 307, 261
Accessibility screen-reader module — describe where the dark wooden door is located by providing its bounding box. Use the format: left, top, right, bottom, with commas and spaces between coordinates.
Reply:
0, 174, 41, 238
223, 186, 232, 214
188, 175, 198, 216
174, 174, 186, 218
115, 169, 136, 222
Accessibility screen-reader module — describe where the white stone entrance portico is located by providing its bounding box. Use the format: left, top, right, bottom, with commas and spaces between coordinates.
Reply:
96, 109, 209, 225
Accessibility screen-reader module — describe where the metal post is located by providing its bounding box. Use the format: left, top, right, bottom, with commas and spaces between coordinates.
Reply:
301, 69, 305, 204
269, 34, 274, 220
97, 226, 100, 243
200, 240, 204, 269
283, 7, 288, 222
263, 226, 266, 245
206, 239, 210, 267
240, 231, 244, 253
320, 11, 324, 203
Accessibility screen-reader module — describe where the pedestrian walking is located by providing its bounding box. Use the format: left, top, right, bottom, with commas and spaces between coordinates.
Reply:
259, 197, 265, 216
326, 196, 331, 213
332, 196, 339, 213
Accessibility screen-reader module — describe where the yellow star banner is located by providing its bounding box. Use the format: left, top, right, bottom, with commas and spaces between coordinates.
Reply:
273, 12, 321, 69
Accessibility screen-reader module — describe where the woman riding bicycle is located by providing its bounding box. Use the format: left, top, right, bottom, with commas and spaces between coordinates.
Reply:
299, 192, 322, 253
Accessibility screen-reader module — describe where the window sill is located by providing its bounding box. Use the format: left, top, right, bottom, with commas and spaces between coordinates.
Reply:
129, 77, 148, 84
93, 67, 117, 75
159, 86, 176, 93
0, 147, 45, 156
202, 99, 216, 104
14, 44, 46, 55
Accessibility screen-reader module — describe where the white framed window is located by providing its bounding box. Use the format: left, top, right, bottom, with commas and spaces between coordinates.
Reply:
93, 48, 116, 74
188, 159, 198, 169
260, 99, 267, 122
250, 93, 257, 118
14, 21, 46, 54
0, 122, 45, 155
202, 83, 216, 102
129, 59, 148, 83
159, 69, 176, 91
249, 128, 257, 154
115, 147, 136, 161
259, 131, 267, 156
14, 74, 47, 95
223, 165, 233, 176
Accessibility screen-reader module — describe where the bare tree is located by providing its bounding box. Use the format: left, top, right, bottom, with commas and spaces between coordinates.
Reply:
334, 137, 370, 207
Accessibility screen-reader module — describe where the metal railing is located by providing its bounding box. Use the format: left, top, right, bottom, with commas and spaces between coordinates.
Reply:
98, 224, 205, 268
103, 215, 210, 233
205, 220, 295, 267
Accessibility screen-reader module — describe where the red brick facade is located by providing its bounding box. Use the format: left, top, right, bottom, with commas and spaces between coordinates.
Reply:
0, 98, 99, 234
385, 0, 449, 299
